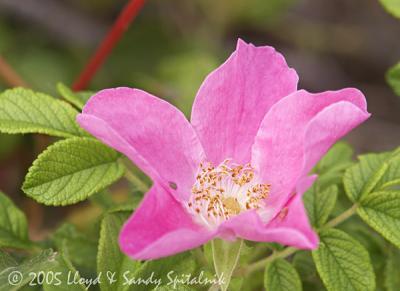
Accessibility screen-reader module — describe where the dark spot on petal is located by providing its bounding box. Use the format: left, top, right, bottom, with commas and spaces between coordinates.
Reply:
168, 182, 177, 190
278, 207, 289, 220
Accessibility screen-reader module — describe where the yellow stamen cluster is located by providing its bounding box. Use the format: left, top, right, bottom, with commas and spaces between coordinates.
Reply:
186, 159, 270, 229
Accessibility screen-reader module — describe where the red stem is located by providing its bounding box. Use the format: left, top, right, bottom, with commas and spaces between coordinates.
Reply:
72, 0, 146, 91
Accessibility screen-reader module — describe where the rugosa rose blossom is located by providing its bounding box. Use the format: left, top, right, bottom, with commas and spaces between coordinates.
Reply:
77, 39, 370, 260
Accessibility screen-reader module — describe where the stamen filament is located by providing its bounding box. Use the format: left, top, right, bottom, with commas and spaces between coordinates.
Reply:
186, 159, 270, 229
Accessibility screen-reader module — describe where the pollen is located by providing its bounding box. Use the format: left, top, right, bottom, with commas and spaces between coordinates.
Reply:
186, 159, 270, 229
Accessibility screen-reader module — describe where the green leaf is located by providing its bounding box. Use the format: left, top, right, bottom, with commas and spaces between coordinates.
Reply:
211, 239, 243, 291
343, 148, 400, 202
304, 185, 338, 227
344, 152, 389, 202
0, 249, 59, 290
0, 191, 32, 249
97, 211, 140, 291
292, 251, 317, 280
52, 223, 97, 271
379, 0, 400, 19
0, 250, 17, 270
0, 88, 85, 138
133, 252, 196, 291
315, 142, 354, 174
386, 62, 400, 96
357, 191, 400, 248
89, 190, 115, 210
57, 82, 93, 110
312, 229, 375, 291
264, 258, 302, 291
153, 286, 192, 291
43, 241, 86, 291
313, 142, 354, 189
384, 245, 400, 291
22, 137, 125, 206
228, 277, 244, 291
343, 224, 387, 290
292, 251, 326, 291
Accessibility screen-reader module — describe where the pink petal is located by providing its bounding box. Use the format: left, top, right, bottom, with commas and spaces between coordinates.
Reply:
77, 87, 205, 201
251, 89, 369, 213
218, 175, 319, 249
264, 179, 319, 249
119, 184, 215, 260
296, 175, 318, 195
302, 101, 369, 175
191, 39, 298, 165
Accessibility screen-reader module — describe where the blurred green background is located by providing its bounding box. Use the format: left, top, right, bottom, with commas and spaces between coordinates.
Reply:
0, 0, 399, 240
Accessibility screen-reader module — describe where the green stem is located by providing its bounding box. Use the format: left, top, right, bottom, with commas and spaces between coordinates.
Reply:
237, 204, 358, 276
236, 247, 297, 276
211, 239, 243, 291
249, 244, 270, 261
323, 204, 358, 229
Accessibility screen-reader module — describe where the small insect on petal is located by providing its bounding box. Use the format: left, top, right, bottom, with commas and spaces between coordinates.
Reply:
168, 182, 177, 190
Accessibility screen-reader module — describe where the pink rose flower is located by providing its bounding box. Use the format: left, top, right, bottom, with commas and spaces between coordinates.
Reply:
77, 39, 370, 260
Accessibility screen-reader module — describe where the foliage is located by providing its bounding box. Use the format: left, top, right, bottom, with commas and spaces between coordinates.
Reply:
264, 258, 302, 291
312, 229, 375, 291
386, 62, 400, 97
22, 137, 124, 206
0, 0, 398, 289
380, 0, 400, 95
380, 0, 400, 19
0, 192, 31, 249
1, 89, 400, 289
0, 88, 85, 138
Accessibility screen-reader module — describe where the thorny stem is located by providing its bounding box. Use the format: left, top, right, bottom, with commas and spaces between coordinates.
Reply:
236, 204, 358, 276
73, 0, 147, 91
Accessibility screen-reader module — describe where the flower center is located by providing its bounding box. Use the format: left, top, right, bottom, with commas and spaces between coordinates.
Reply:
186, 159, 270, 229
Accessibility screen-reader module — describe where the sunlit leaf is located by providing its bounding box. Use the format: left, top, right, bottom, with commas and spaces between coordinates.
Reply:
343, 148, 400, 202
57, 82, 94, 110
312, 229, 375, 291
97, 211, 141, 291
304, 185, 338, 227
357, 191, 400, 248
384, 245, 400, 291
0, 191, 32, 249
380, 0, 400, 19
264, 258, 302, 291
23, 137, 124, 206
0, 88, 85, 138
